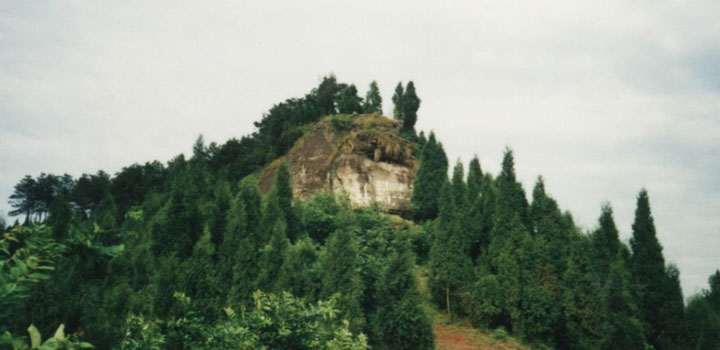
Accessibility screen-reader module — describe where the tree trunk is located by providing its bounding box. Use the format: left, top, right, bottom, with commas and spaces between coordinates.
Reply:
446, 287, 451, 320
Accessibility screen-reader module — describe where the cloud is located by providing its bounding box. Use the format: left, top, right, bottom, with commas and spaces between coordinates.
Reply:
1, 0, 718, 296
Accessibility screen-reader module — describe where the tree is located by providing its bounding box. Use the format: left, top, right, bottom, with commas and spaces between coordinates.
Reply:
9, 176, 38, 221
591, 203, 621, 283
371, 243, 433, 350
275, 162, 298, 241
401, 81, 420, 132
707, 270, 720, 313
363, 81, 382, 114
656, 264, 685, 350
320, 229, 365, 333
428, 180, 472, 320
255, 219, 289, 293
392, 82, 404, 120
466, 157, 484, 261
337, 84, 363, 114
494, 148, 529, 234
411, 132, 448, 221
314, 74, 339, 116
276, 237, 320, 298
562, 234, 607, 350
629, 189, 670, 349
599, 262, 646, 350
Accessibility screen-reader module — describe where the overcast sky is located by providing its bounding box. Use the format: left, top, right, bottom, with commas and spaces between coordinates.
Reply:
1, 0, 718, 297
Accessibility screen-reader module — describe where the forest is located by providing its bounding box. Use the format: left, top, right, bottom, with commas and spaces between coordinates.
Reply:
1, 76, 719, 350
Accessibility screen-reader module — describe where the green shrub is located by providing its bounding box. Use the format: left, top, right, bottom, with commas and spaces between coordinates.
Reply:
491, 327, 508, 341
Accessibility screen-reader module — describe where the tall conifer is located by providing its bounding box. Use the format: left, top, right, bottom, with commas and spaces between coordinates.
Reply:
411, 133, 448, 221
629, 189, 669, 348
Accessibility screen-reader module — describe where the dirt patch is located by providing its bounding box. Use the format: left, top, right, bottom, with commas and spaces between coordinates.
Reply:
435, 323, 477, 350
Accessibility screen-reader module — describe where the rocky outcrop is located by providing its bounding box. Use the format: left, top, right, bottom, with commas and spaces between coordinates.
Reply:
259, 114, 418, 213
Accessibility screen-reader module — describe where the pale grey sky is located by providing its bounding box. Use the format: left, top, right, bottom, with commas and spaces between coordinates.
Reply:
1, 0, 718, 297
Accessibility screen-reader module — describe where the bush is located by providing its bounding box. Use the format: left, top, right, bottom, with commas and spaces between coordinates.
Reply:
331, 116, 356, 132
491, 327, 508, 341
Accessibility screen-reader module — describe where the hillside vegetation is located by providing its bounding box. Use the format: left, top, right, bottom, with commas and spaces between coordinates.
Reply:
2, 76, 719, 350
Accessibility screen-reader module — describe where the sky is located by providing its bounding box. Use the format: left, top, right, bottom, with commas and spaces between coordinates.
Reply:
1, 0, 718, 297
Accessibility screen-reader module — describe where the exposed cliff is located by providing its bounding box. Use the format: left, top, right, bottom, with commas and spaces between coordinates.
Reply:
258, 113, 418, 213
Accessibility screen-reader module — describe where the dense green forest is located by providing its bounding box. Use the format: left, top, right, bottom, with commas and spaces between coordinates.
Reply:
2, 76, 719, 350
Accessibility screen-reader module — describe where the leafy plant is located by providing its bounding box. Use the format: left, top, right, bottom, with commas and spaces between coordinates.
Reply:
2, 324, 93, 350
0, 225, 64, 329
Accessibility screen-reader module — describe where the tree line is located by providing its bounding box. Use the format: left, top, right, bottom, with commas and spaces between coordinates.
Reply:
412, 136, 719, 349
2, 75, 718, 350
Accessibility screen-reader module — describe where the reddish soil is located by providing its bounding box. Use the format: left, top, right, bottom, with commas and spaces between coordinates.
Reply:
434, 323, 477, 350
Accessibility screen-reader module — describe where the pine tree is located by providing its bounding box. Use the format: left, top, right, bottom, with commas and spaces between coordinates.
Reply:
599, 261, 647, 350
401, 81, 420, 132
494, 148, 529, 234
466, 156, 484, 261
372, 243, 433, 350
707, 270, 720, 313
255, 219, 289, 293
428, 180, 473, 319
275, 162, 298, 241
562, 234, 607, 349
239, 176, 262, 236
629, 189, 669, 349
208, 180, 232, 250
314, 74, 339, 115
363, 81, 382, 114
392, 82, 404, 120
320, 228, 365, 332
656, 264, 685, 350
337, 84, 363, 114
590, 203, 621, 281
411, 132, 448, 221
276, 237, 320, 298
219, 190, 247, 286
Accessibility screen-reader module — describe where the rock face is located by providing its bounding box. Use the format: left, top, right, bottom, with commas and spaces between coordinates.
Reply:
259, 114, 418, 213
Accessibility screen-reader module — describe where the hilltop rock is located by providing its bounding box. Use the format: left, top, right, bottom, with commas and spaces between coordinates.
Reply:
259, 114, 418, 213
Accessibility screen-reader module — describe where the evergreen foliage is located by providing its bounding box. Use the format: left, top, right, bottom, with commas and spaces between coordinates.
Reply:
4, 77, 710, 350
363, 81, 382, 114
411, 132, 448, 221
629, 189, 670, 349
337, 84, 363, 114
372, 242, 433, 350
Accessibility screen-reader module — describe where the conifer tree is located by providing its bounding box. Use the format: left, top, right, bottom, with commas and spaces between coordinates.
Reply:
411, 132, 448, 221
320, 228, 365, 332
562, 234, 607, 349
707, 270, 720, 313
466, 157, 484, 261
185, 226, 219, 316
372, 242, 434, 350
599, 261, 646, 350
590, 203, 621, 281
392, 82, 404, 120
401, 81, 420, 132
337, 84, 363, 114
276, 237, 320, 298
363, 81, 382, 114
275, 163, 298, 241
629, 189, 670, 349
656, 264, 686, 350
314, 75, 339, 115
494, 148, 529, 234
255, 219, 289, 293
487, 213, 532, 330
219, 190, 247, 285
209, 180, 232, 249
239, 176, 262, 235
428, 180, 473, 319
